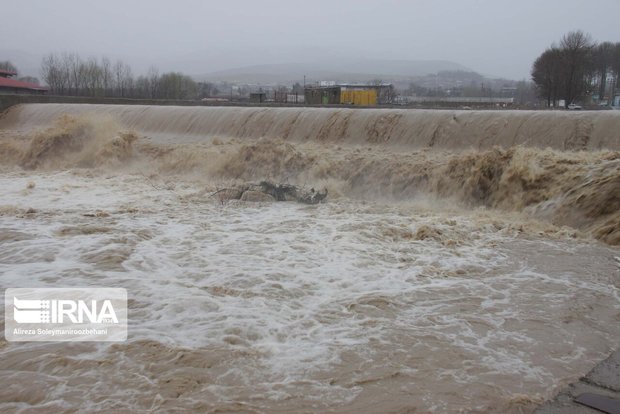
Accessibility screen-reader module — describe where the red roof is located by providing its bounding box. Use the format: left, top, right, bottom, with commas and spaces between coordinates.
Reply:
0, 76, 48, 91
0, 69, 18, 77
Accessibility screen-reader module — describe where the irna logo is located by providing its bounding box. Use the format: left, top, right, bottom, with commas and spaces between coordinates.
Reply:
13, 297, 119, 324
5, 288, 127, 342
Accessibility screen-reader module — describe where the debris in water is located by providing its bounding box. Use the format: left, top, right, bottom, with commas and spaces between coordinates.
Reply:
212, 181, 328, 204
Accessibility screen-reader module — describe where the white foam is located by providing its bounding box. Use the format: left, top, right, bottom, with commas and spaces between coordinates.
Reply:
1, 170, 619, 411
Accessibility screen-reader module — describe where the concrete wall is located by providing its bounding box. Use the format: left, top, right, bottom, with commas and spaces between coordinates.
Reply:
0, 93, 369, 114
0, 94, 228, 114
0, 93, 530, 114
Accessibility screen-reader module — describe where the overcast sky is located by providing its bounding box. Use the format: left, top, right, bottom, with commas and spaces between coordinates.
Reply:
3, 0, 620, 79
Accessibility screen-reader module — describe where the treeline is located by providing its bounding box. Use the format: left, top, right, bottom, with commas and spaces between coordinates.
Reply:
531, 30, 620, 108
40, 53, 204, 99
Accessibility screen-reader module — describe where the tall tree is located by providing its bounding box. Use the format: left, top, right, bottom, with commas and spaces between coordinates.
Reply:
41, 53, 68, 94
100, 57, 112, 96
610, 43, 620, 106
532, 47, 562, 107
64, 53, 82, 95
157, 72, 196, 99
559, 30, 594, 107
146, 66, 160, 98
593, 42, 615, 101
113, 60, 133, 97
531, 31, 596, 108
39, 52, 199, 100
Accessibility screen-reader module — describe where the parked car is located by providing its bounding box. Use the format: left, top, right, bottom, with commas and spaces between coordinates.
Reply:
567, 103, 582, 110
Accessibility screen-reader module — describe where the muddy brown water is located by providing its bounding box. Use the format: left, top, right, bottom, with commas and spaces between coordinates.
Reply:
0, 105, 618, 413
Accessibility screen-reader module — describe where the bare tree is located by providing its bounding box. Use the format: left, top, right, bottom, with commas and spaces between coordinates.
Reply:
532, 47, 562, 107
147, 66, 160, 98
610, 43, 620, 107
41, 53, 68, 94
157, 72, 197, 99
0, 61, 17, 73
593, 42, 614, 101
113, 60, 133, 97
532, 31, 596, 108
100, 57, 112, 96
62, 53, 82, 95
38, 52, 200, 100
559, 30, 594, 107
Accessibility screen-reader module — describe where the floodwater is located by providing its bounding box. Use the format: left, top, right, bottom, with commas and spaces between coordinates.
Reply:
0, 105, 619, 413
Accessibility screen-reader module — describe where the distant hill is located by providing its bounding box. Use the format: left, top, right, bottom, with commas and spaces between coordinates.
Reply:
0, 49, 483, 87
198, 59, 473, 84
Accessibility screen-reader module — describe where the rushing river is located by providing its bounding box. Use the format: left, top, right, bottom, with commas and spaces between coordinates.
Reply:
0, 105, 619, 413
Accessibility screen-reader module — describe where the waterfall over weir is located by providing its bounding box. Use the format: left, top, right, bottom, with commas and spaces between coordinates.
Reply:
2, 103, 620, 150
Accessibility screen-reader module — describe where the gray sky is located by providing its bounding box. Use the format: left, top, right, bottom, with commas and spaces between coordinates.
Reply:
3, 0, 620, 79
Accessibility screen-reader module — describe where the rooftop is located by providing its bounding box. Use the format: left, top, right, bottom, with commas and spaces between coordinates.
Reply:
305, 83, 393, 89
0, 69, 18, 77
0, 77, 48, 91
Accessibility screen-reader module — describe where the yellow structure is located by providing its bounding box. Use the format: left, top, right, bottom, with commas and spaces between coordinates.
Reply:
340, 89, 377, 106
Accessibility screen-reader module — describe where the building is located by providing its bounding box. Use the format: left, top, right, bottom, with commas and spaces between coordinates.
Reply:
305, 85, 341, 105
304, 83, 393, 106
0, 70, 48, 94
249, 92, 267, 103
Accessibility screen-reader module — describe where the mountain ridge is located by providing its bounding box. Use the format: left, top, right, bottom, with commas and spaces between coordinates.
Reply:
197, 59, 474, 84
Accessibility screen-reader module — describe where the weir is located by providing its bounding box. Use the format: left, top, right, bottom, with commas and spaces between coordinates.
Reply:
2, 103, 620, 151
1, 103, 618, 245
